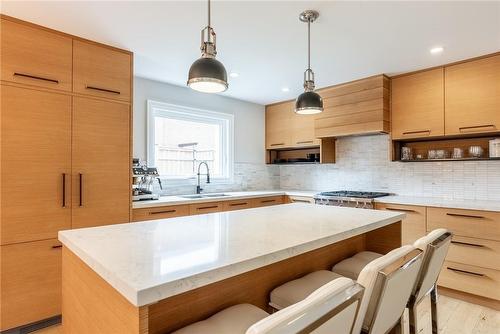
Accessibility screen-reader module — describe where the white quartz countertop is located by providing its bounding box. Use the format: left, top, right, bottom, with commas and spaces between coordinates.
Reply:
375, 195, 500, 212
58, 203, 404, 307
132, 190, 316, 209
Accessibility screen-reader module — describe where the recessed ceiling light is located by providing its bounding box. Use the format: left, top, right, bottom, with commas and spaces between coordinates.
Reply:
430, 46, 444, 54
281, 87, 290, 92
229, 72, 239, 78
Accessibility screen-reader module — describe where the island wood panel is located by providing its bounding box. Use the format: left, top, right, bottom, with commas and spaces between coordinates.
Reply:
314, 75, 390, 138
0, 86, 72, 245
364, 221, 402, 254
0, 239, 62, 331
391, 68, 445, 139
73, 40, 132, 102
376, 203, 426, 244
0, 17, 72, 91
61, 247, 148, 334
147, 234, 367, 334
71, 97, 130, 229
445, 53, 500, 136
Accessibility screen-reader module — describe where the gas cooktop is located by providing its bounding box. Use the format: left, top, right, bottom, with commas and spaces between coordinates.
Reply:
315, 191, 391, 199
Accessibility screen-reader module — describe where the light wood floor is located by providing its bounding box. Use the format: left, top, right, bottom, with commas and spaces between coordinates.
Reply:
31, 295, 500, 334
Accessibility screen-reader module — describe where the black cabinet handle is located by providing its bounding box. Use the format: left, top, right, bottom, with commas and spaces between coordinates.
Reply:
446, 213, 485, 219
86, 85, 121, 95
150, 210, 176, 215
14, 72, 59, 84
229, 202, 249, 207
52, 245, 63, 249
402, 130, 430, 135
459, 125, 495, 132
261, 199, 277, 203
197, 205, 219, 210
385, 207, 416, 213
451, 241, 485, 248
447, 267, 485, 277
79, 173, 83, 207
270, 143, 285, 146
62, 173, 66, 208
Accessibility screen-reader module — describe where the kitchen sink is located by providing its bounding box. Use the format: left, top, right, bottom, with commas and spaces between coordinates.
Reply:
179, 193, 231, 199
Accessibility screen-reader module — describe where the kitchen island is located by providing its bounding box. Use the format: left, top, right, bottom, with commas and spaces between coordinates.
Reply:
59, 203, 404, 334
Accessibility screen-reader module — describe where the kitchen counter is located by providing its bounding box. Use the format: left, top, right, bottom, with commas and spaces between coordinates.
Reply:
132, 190, 317, 209
375, 195, 500, 212
59, 203, 404, 307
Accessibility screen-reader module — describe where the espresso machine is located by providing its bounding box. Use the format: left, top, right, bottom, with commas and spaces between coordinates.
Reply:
132, 159, 162, 201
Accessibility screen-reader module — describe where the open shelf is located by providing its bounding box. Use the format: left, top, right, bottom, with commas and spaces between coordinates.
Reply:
392, 135, 499, 162
266, 138, 336, 164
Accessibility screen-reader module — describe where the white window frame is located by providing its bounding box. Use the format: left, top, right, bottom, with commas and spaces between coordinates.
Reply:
147, 100, 234, 186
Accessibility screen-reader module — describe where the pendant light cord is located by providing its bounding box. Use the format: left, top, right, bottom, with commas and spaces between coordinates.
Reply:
307, 18, 311, 70
208, 0, 211, 28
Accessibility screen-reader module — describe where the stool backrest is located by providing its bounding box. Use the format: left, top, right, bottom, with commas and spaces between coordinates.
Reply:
247, 277, 364, 334
353, 245, 423, 334
413, 229, 452, 303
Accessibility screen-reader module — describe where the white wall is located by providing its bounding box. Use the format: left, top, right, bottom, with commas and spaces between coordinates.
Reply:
133, 76, 265, 164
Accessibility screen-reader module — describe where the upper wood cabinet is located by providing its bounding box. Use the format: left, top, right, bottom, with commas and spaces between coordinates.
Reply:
265, 100, 320, 149
0, 86, 72, 245
0, 239, 62, 331
71, 98, 131, 229
391, 68, 445, 139
0, 17, 72, 91
445, 54, 500, 135
315, 75, 390, 137
265, 101, 293, 149
73, 40, 132, 101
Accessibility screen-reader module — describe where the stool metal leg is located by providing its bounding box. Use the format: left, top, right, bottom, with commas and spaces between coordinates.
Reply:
430, 284, 439, 334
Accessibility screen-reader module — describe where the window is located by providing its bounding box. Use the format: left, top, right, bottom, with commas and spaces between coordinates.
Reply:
147, 100, 234, 184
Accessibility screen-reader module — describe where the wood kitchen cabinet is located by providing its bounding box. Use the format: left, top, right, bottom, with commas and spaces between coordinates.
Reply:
132, 205, 190, 221
265, 101, 293, 149
291, 111, 320, 147
73, 40, 132, 102
445, 54, 500, 135
222, 199, 254, 211
71, 98, 131, 229
0, 239, 62, 330
375, 203, 426, 244
0, 86, 72, 245
0, 17, 72, 91
189, 202, 223, 215
250, 195, 285, 207
391, 68, 444, 139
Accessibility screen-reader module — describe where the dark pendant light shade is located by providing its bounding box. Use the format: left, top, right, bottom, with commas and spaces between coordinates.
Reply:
295, 91, 323, 115
295, 10, 323, 115
187, 0, 228, 93
188, 57, 228, 93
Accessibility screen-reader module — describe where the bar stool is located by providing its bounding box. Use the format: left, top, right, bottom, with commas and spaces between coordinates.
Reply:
172, 277, 364, 334
269, 245, 423, 334
324, 229, 451, 334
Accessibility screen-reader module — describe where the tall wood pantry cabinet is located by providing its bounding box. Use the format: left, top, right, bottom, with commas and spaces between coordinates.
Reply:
0, 15, 132, 331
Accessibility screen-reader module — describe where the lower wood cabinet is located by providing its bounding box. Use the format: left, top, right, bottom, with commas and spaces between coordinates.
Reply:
132, 205, 189, 221
250, 195, 285, 207
427, 207, 500, 241
0, 239, 62, 331
288, 196, 315, 204
447, 236, 500, 271
188, 202, 223, 215
375, 203, 426, 244
222, 199, 253, 211
438, 261, 500, 301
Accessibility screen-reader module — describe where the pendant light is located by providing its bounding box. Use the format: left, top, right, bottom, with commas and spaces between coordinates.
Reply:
295, 10, 323, 114
187, 0, 228, 93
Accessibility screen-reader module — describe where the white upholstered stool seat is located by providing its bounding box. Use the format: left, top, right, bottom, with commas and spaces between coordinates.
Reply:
332, 251, 382, 279
269, 270, 343, 310
172, 304, 269, 334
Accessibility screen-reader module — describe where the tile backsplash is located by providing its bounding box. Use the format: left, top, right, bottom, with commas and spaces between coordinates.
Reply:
280, 135, 500, 201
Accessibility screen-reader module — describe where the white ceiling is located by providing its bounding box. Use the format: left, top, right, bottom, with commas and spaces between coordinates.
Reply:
2, 1, 499, 105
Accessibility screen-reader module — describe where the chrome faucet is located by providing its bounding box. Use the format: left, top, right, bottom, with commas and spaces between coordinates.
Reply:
196, 161, 210, 194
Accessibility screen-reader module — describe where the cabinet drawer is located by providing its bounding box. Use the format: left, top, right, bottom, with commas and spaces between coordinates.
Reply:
0, 239, 62, 331
73, 40, 131, 101
222, 199, 254, 211
376, 203, 426, 244
447, 236, 500, 271
438, 261, 500, 300
132, 205, 189, 222
427, 207, 500, 241
189, 202, 223, 215
1, 18, 72, 91
251, 196, 285, 207
288, 196, 315, 204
